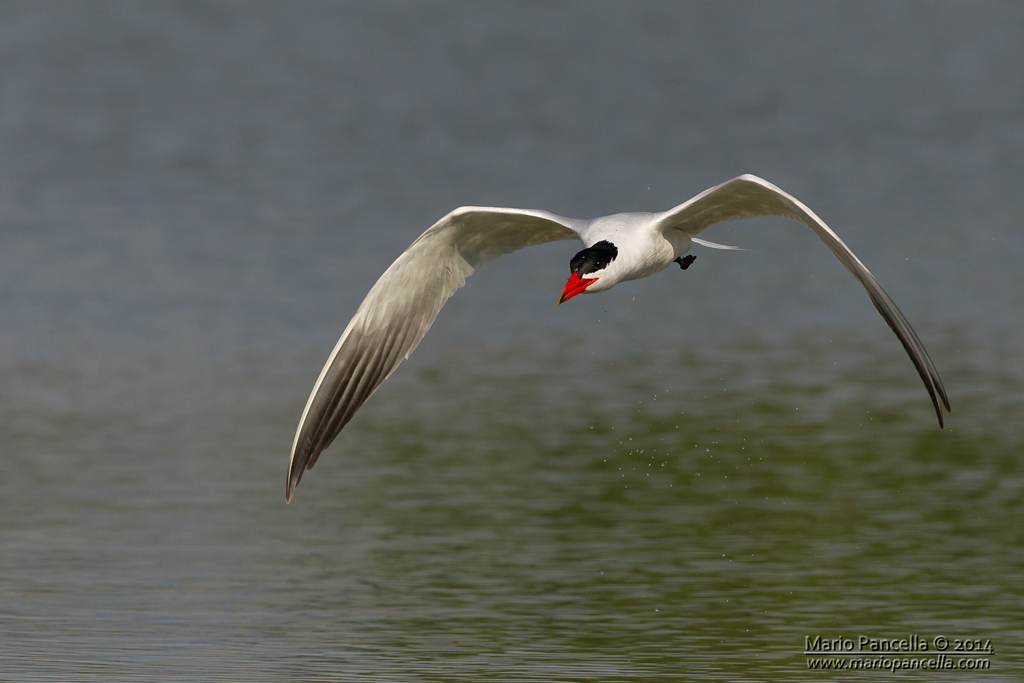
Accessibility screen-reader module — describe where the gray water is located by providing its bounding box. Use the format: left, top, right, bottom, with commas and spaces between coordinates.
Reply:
1, 2, 1023, 680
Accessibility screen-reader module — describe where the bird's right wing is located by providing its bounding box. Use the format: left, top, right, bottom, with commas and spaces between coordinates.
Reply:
657, 174, 950, 428
287, 207, 583, 501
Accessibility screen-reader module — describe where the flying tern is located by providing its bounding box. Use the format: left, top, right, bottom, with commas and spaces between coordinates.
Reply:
287, 174, 949, 501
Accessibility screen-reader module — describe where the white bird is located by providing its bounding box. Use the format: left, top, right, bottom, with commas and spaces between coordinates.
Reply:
287, 174, 949, 501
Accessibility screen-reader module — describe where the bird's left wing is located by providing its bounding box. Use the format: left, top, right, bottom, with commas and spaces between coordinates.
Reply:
287, 207, 583, 501
656, 174, 950, 428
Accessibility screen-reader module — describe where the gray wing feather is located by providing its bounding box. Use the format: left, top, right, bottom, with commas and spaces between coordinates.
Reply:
287, 207, 582, 501
658, 174, 950, 427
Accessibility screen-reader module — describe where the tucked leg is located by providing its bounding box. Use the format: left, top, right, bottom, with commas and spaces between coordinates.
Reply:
674, 255, 696, 270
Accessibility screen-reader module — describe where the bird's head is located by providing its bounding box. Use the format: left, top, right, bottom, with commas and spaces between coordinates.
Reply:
558, 240, 619, 304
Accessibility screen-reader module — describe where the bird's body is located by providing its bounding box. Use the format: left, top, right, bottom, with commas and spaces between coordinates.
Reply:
287, 175, 950, 501
584, 213, 693, 288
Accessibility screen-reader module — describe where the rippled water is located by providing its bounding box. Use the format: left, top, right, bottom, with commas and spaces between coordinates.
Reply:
2, 2, 1023, 680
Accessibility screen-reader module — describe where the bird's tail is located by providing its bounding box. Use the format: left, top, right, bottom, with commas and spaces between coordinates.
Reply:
692, 237, 747, 251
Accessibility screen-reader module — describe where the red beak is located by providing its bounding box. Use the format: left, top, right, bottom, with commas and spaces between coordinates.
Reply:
558, 272, 597, 304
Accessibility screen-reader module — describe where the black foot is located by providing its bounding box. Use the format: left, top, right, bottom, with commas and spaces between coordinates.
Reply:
674, 255, 696, 270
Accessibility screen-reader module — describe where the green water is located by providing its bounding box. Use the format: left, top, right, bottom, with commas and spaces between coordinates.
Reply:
3, 330, 1020, 681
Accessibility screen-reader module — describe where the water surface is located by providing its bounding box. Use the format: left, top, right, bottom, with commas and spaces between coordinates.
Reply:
1, 2, 1022, 680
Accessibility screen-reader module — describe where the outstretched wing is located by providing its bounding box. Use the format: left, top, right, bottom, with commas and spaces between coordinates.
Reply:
287, 207, 583, 501
657, 174, 950, 427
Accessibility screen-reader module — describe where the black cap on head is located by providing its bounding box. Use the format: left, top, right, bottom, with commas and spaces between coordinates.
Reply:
570, 240, 618, 277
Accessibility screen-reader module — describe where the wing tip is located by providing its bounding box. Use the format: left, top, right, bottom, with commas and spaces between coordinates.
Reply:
924, 369, 952, 431
934, 385, 952, 430
285, 464, 299, 503
285, 446, 308, 504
